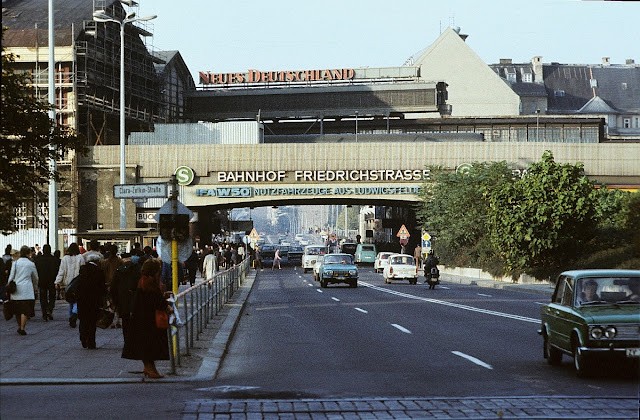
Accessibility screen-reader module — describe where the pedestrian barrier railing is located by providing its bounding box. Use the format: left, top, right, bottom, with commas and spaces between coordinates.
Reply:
166, 258, 250, 374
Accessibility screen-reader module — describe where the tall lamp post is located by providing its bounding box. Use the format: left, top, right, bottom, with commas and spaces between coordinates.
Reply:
93, 9, 156, 229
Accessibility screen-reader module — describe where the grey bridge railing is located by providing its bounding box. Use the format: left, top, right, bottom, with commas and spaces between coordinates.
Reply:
167, 258, 250, 374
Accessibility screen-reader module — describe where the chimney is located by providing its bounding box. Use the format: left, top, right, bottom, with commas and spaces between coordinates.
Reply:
626, 59, 635, 65
602, 57, 611, 66
499, 58, 513, 65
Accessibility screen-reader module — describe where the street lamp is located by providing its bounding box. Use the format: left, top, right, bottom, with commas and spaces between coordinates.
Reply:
93, 9, 156, 229
536, 108, 540, 142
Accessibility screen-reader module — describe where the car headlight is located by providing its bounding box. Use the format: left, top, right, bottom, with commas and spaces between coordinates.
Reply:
590, 327, 604, 339
349, 269, 357, 276
604, 326, 617, 338
325, 270, 333, 276
590, 326, 617, 339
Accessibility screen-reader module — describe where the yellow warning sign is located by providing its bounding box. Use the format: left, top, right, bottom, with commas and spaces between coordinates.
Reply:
249, 228, 260, 240
396, 224, 410, 238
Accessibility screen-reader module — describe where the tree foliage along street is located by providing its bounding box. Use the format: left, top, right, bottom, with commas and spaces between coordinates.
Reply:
416, 161, 513, 272
0, 28, 85, 233
488, 151, 599, 277
418, 150, 637, 280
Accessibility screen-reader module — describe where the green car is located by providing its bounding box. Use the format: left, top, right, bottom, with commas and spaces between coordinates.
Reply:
318, 253, 358, 288
539, 269, 640, 376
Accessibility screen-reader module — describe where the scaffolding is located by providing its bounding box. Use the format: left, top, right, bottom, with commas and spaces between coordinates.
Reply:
75, 0, 161, 146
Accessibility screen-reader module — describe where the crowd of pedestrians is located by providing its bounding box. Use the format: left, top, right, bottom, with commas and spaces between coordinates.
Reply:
1, 238, 249, 378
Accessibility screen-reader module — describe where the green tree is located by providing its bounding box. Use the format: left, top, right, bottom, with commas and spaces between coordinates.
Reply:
416, 161, 513, 271
488, 151, 599, 278
0, 28, 85, 232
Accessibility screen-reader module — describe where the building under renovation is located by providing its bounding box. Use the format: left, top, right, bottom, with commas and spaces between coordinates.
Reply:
2, 0, 195, 232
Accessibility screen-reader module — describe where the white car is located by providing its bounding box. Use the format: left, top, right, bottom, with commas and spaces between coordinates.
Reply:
302, 245, 327, 273
374, 252, 394, 273
383, 254, 418, 284
313, 255, 325, 281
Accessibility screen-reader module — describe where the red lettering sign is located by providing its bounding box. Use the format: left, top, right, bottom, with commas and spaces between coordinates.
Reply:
199, 68, 356, 85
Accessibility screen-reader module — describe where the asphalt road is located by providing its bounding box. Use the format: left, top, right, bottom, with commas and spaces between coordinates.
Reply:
212, 266, 638, 399
1, 266, 637, 419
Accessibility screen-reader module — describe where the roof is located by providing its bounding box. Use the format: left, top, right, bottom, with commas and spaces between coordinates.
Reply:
560, 269, 640, 277
578, 96, 619, 114
509, 82, 548, 97
2, 0, 96, 46
544, 64, 640, 113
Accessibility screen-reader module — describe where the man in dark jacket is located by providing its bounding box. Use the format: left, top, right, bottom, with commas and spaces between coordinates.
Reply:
77, 255, 106, 349
35, 244, 60, 321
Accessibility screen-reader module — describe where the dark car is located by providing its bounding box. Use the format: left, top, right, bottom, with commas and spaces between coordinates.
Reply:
539, 269, 640, 376
259, 244, 278, 264
340, 242, 357, 256
288, 245, 304, 265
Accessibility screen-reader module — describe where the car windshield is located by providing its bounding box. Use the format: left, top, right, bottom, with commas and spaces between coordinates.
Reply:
306, 247, 325, 255
391, 255, 414, 265
575, 276, 640, 306
324, 255, 353, 264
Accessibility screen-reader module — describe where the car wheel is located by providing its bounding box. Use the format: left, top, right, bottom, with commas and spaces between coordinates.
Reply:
320, 278, 328, 288
410, 278, 417, 285
572, 342, 590, 377
349, 280, 357, 288
544, 332, 562, 365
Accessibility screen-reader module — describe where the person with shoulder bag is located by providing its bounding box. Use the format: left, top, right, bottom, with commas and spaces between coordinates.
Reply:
122, 258, 171, 379
54, 242, 85, 328
7, 246, 39, 335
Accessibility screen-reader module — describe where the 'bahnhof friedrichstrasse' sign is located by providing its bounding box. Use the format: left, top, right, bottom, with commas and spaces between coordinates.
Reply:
214, 169, 431, 183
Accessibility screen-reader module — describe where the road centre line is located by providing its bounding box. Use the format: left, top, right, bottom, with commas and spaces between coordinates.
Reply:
359, 281, 539, 324
391, 324, 412, 334
354, 308, 368, 313
452, 351, 493, 369
316, 289, 323, 293
331, 297, 340, 302
477, 293, 492, 297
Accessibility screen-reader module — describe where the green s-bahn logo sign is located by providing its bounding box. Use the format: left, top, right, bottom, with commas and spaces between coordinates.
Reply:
175, 166, 195, 186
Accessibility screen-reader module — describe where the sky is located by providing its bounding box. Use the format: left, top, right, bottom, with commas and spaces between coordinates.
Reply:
136, 0, 639, 85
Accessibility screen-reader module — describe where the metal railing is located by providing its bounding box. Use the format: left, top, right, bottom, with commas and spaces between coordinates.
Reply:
166, 257, 250, 374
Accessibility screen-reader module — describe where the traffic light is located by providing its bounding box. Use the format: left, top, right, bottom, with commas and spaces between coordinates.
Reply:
159, 214, 190, 241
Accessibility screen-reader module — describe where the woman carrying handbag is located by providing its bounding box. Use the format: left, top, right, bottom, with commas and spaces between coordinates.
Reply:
122, 258, 171, 379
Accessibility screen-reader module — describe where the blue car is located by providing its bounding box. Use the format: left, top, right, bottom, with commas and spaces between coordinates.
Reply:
318, 253, 358, 288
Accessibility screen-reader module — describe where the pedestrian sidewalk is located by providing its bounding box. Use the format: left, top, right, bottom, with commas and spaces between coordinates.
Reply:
0, 271, 255, 385
441, 271, 555, 296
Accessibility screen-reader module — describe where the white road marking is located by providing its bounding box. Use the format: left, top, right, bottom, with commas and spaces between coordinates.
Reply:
534, 302, 546, 305
438, 286, 450, 289
477, 293, 492, 297
452, 351, 493, 369
307, 284, 314, 287
391, 324, 412, 334
331, 297, 340, 302
354, 308, 368, 314
359, 281, 539, 324
316, 289, 323, 293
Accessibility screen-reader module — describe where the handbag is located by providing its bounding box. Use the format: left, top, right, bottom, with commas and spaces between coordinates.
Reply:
96, 308, 115, 329
6, 280, 17, 295
155, 309, 169, 329
65, 274, 81, 304
3, 299, 14, 321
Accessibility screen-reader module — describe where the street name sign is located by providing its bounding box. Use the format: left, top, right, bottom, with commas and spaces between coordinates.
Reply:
113, 183, 168, 199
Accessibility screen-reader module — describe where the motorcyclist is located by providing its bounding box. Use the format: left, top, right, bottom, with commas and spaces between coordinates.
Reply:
423, 250, 440, 289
